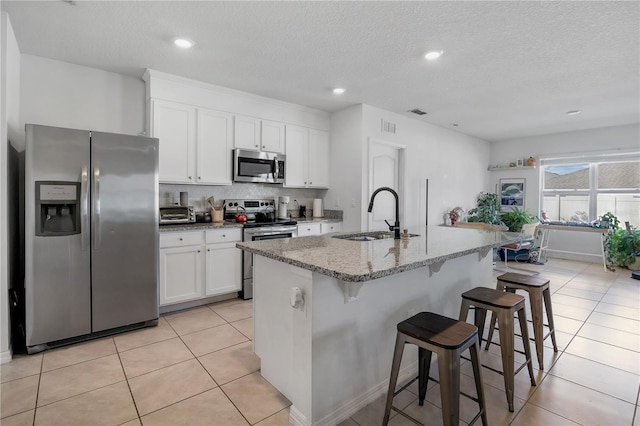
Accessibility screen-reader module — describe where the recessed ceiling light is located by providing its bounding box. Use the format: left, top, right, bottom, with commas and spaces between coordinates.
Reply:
174, 38, 194, 49
332, 88, 346, 95
424, 50, 444, 60
566, 110, 581, 116
450, 123, 459, 127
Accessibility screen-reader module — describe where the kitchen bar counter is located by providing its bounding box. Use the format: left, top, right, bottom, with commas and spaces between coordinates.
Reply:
237, 225, 523, 282
241, 226, 524, 425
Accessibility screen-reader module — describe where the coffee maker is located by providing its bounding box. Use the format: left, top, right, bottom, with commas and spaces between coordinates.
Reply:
278, 196, 290, 220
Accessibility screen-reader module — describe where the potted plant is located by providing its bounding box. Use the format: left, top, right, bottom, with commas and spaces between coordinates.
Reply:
467, 192, 502, 225
601, 212, 640, 270
499, 208, 536, 232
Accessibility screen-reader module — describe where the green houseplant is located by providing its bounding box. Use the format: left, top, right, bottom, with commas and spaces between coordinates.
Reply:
499, 208, 536, 232
601, 212, 640, 270
467, 192, 502, 225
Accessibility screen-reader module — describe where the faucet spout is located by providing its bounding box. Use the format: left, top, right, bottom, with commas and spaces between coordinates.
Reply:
367, 187, 401, 239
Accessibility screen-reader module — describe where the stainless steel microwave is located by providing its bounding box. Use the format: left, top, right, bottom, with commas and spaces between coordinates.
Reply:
159, 206, 195, 225
233, 149, 285, 184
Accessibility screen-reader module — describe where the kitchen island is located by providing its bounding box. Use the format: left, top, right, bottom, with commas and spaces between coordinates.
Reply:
237, 226, 523, 426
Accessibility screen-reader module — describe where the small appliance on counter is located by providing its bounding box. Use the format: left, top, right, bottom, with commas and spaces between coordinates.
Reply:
159, 205, 195, 224
278, 196, 290, 219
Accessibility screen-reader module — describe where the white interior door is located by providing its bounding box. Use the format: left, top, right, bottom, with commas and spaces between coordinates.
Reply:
368, 140, 401, 232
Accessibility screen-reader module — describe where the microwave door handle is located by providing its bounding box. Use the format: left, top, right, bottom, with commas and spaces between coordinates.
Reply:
273, 156, 279, 181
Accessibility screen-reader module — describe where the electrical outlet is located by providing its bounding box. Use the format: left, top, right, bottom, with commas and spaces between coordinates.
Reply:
351, 198, 356, 208
335, 199, 340, 207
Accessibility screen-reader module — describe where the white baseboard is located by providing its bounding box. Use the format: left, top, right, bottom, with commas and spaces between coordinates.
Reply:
0, 349, 12, 364
298, 361, 418, 426
546, 250, 603, 263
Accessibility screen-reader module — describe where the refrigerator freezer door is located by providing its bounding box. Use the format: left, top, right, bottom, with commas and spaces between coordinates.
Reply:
90, 132, 159, 332
25, 125, 92, 347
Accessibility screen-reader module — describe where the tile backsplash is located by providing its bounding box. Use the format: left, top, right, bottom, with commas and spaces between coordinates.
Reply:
160, 183, 328, 213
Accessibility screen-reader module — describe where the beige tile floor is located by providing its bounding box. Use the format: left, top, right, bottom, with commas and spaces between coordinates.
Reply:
1, 258, 639, 425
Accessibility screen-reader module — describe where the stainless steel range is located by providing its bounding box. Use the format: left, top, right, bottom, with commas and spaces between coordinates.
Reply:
225, 199, 298, 299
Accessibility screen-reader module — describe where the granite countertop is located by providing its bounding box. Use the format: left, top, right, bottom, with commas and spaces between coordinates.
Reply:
159, 221, 244, 232
236, 226, 524, 282
294, 217, 342, 223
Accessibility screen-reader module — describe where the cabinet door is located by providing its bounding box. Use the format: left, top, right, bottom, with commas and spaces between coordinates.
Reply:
197, 109, 233, 185
284, 125, 308, 187
308, 129, 330, 188
297, 222, 322, 236
261, 120, 285, 153
234, 115, 261, 150
205, 243, 242, 296
159, 246, 203, 306
152, 100, 196, 184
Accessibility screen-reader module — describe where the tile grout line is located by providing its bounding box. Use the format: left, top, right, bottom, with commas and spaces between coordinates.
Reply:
114, 336, 143, 426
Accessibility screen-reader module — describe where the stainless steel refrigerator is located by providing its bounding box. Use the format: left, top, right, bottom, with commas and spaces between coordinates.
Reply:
24, 124, 159, 353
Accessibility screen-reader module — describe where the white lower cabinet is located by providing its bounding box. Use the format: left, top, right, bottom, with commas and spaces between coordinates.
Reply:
159, 244, 203, 306
159, 229, 241, 307
205, 231, 242, 297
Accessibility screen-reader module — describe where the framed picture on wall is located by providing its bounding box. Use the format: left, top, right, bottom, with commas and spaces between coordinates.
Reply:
500, 178, 525, 211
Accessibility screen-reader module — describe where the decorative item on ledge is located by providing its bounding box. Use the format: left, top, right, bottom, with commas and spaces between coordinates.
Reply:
489, 156, 537, 171
488, 164, 536, 171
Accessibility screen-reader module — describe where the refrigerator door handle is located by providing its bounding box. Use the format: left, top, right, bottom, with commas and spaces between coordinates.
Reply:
92, 167, 101, 249
81, 166, 89, 251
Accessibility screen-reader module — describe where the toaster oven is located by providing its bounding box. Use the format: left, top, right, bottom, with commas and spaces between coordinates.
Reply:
159, 206, 195, 225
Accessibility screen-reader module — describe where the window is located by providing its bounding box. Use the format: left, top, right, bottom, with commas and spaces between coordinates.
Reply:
541, 152, 640, 225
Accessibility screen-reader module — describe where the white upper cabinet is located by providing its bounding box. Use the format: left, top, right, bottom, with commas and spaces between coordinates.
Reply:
234, 115, 285, 153
150, 99, 232, 185
197, 109, 233, 185
152, 100, 196, 184
285, 125, 330, 188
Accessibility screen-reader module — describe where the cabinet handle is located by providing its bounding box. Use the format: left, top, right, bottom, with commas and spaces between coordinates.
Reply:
179, 237, 183, 241
207, 249, 210, 252
307, 228, 311, 231
262, 145, 265, 148
304, 181, 307, 184
197, 250, 201, 253
222, 234, 226, 238
255, 144, 259, 147
310, 182, 313, 185
198, 176, 201, 179
188, 176, 192, 180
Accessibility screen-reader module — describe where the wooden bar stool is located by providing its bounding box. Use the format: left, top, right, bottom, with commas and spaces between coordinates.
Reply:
382, 312, 487, 426
459, 287, 536, 412
485, 272, 558, 370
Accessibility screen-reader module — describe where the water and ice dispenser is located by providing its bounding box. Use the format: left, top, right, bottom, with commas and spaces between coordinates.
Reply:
35, 181, 81, 236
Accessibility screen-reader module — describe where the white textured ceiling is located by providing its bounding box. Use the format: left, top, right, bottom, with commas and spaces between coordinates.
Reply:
2, 1, 639, 142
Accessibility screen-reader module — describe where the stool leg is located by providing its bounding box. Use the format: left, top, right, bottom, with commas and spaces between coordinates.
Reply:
484, 312, 497, 350
543, 287, 559, 353
517, 307, 536, 386
383, 333, 405, 426
418, 347, 433, 406
497, 309, 515, 412
529, 289, 546, 370
459, 299, 471, 322
474, 306, 487, 347
437, 349, 460, 426
469, 338, 488, 426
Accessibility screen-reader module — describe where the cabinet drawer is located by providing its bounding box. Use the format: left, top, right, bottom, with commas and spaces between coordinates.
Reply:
160, 231, 203, 248
297, 222, 322, 237
206, 228, 242, 244
320, 222, 342, 234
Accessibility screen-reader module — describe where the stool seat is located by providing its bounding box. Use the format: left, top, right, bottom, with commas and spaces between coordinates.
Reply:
461, 287, 524, 309
398, 312, 478, 349
498, 272, 549, 287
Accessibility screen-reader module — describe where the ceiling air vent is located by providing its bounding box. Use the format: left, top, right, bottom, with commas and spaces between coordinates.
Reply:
409, 108, 427, 116
381, 119, 397, 134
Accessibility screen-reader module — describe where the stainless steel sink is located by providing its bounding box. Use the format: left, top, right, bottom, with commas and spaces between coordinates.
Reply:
332, 231, 419, 241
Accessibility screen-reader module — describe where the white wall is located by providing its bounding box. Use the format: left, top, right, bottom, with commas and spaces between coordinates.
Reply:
363, 105, 490, 228
325, 105, 364, 232
17, 54, 145, 150
490, 124, 640, 260
1, 12, 21, 363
